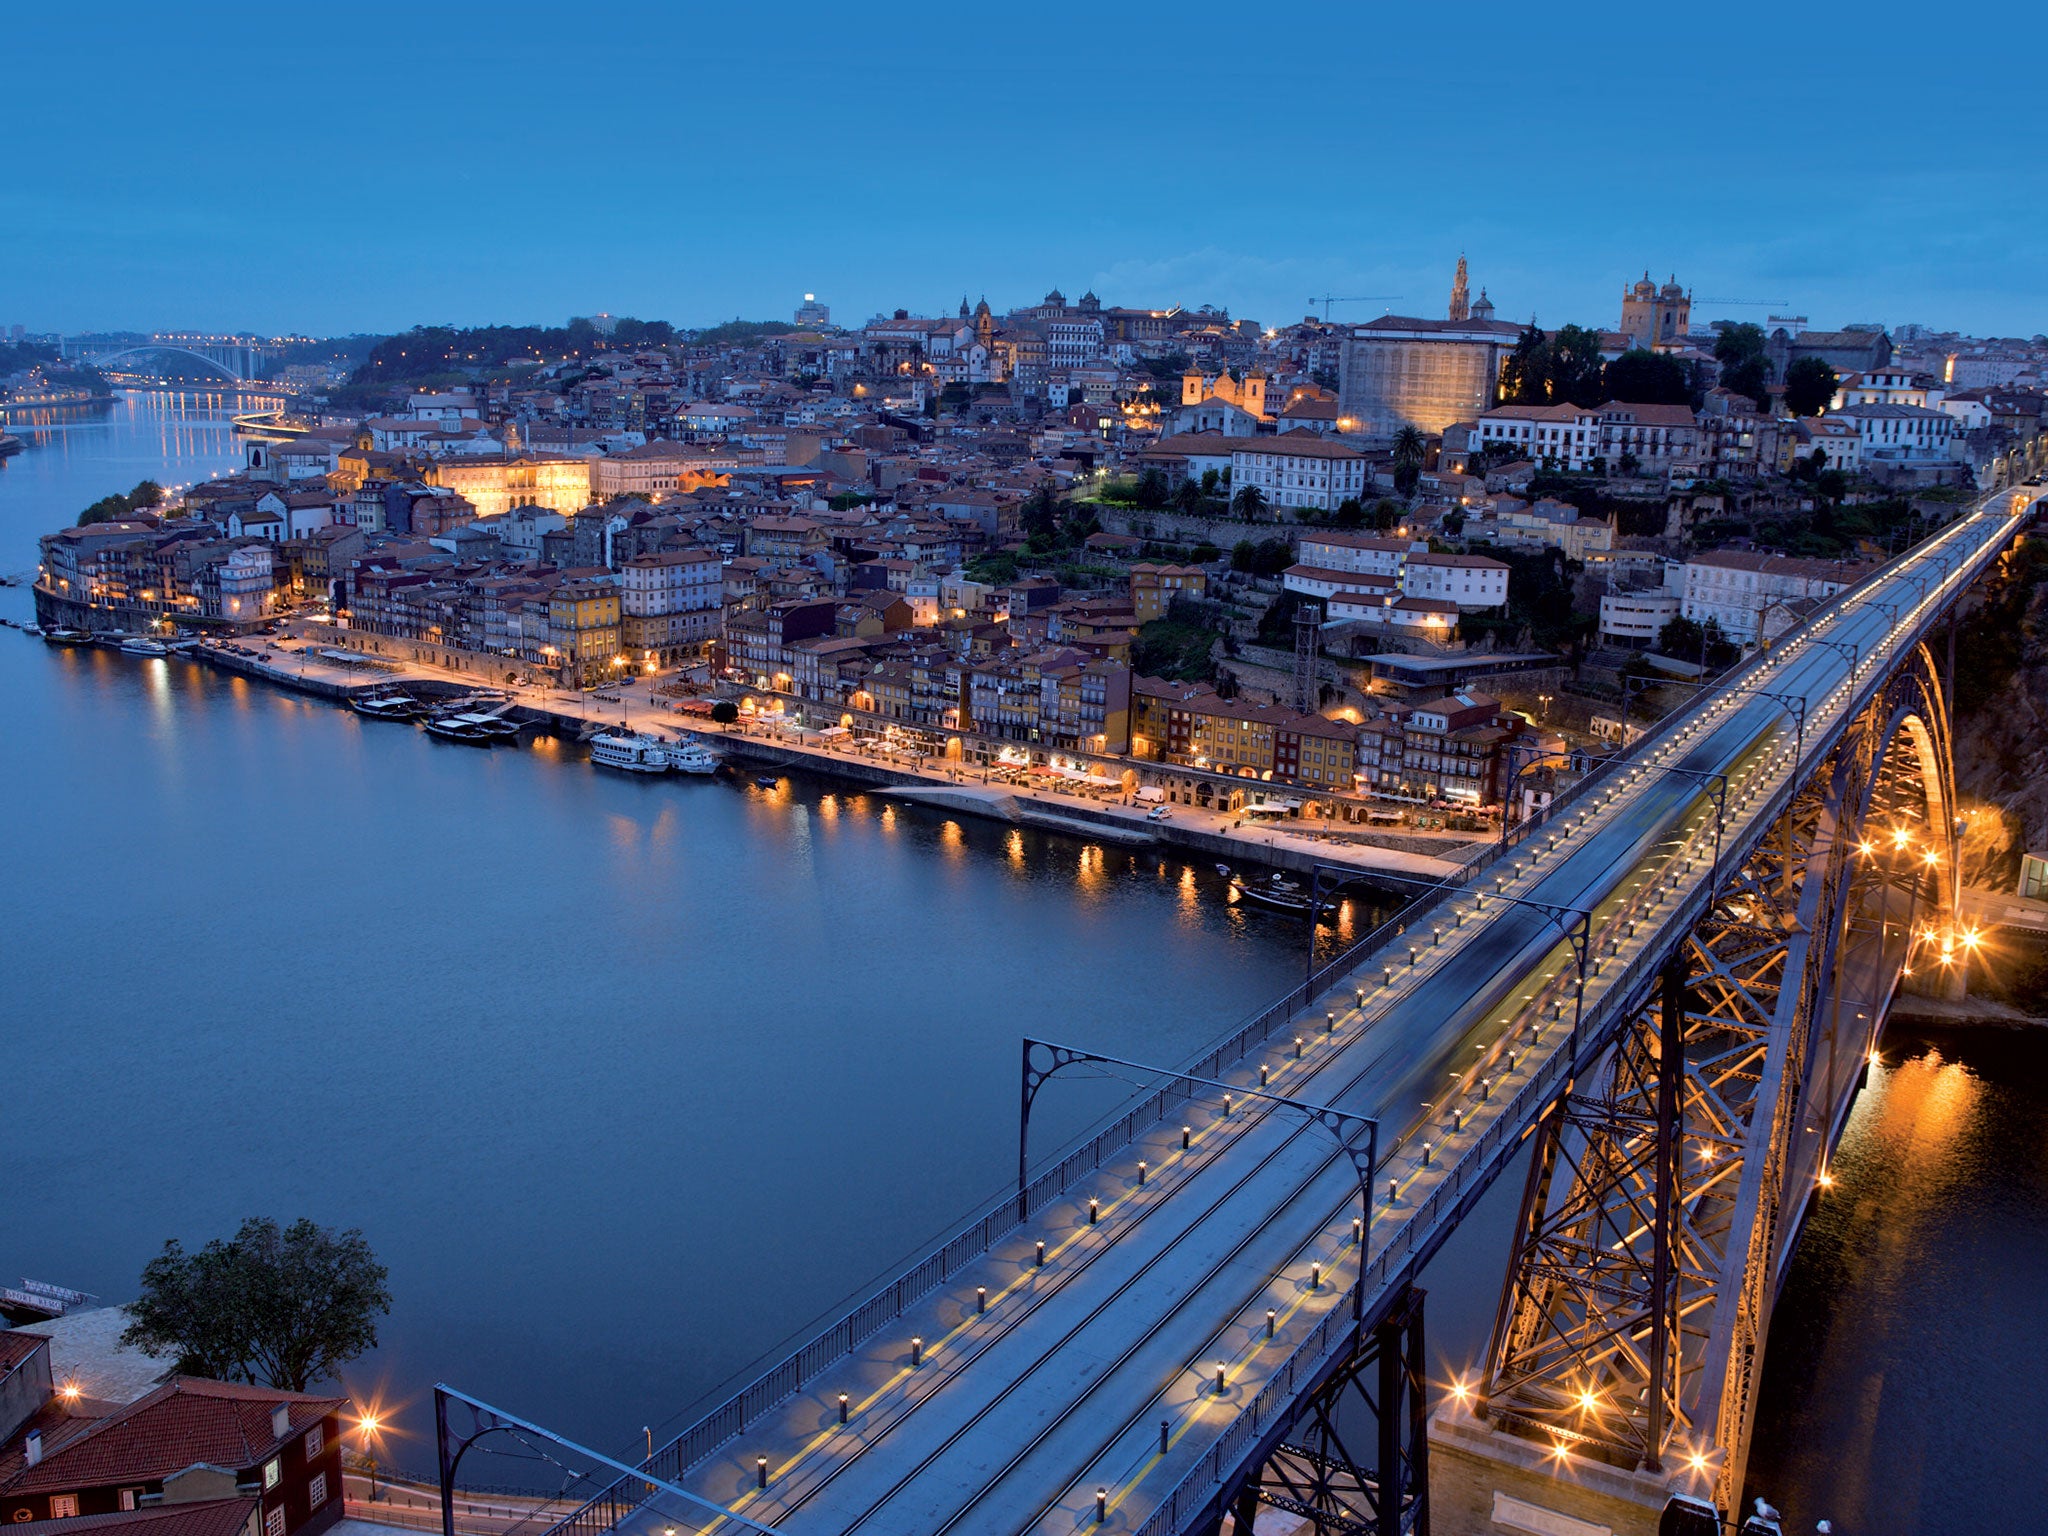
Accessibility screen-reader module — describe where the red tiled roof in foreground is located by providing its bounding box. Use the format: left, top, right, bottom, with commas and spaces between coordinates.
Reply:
20, 1499, 257, 1536
2, 1379, 342, 1496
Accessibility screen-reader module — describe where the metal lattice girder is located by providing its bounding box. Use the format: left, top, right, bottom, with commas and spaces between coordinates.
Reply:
1480, 643, 1959, 1511
1238, 1287, 1429, 1536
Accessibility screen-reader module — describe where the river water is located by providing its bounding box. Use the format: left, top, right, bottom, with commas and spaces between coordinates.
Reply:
0, 393, 2040, 1532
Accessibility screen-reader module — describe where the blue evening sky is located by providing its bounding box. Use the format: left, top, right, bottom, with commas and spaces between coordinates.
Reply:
7, 2, 2043, 340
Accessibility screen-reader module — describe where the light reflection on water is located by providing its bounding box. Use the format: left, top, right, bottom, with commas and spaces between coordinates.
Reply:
1745, 1027, 2048, 1533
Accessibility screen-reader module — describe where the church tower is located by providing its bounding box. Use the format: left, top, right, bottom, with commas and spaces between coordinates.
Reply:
1448, 255, 1471, 323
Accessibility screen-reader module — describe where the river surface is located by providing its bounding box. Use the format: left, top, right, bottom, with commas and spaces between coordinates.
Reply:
0, 393, 2040, 1533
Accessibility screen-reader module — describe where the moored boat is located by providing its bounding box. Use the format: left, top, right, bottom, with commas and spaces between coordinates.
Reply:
590, 731, 673, 774
424, 700, 520, 744
668, 740, 720, 775
42, 628, 93, 647
118, 638, 169, 657
351, 691, 428, 721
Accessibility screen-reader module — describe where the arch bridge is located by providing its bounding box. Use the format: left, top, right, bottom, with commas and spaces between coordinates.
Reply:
435, 482, 2044, 1536
64, 335, 280, 383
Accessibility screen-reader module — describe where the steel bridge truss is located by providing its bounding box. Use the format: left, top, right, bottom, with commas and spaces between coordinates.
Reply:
1230, 1287, 1431, 1536
1479, 644, 1956, 1516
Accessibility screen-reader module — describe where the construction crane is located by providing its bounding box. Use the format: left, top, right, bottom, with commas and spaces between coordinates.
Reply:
1308, 294, 1403, 321
1696, 297, 1791, 306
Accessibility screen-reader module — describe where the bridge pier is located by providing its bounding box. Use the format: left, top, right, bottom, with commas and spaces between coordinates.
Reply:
1429, 1403, 1683, 1536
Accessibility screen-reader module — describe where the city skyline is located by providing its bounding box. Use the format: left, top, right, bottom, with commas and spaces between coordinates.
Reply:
7, 3, 2045, 338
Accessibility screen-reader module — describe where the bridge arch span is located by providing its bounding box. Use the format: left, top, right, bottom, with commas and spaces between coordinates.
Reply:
87, 345, 247, 382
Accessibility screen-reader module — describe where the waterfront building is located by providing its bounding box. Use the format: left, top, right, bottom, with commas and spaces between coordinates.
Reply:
1153, 690, 1359, 790
547, 578, 623, 682
216, 544, 276, 624
1353, 691, 1524, 805
620, 549, 723, 668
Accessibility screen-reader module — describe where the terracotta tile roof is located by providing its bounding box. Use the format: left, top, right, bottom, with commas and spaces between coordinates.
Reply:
18, 1499, 257, 1536
1, 1379, 342, 1496
0, 1332, 46, 1376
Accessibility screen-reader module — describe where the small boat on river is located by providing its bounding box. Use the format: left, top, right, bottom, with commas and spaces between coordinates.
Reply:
1219, 866, 1333, 922
118, 638, 168, 657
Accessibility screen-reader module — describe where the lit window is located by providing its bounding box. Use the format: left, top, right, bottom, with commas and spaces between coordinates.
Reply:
264, 1460, 281, 1490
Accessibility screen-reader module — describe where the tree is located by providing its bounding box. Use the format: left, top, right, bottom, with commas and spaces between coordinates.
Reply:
1548, 326, 1608, 408
1134, 467, 1170, 508
122, 1218, 390, 1392
1713, 322, 1772, 411
1391, 425, 1427, 470
1232, 484, 1268, 520
1784, 357, 1839, 419
1019, 486, 1061, 542
1603, 349, 1692, 407
1230, 536, 1292, 578
1617, 451, 1641, 478
1657, 615, 1704, 657
709, 700, 740, 724
1500, 324, 1549, 405
1393, 462, 1420, 497
1199, 468, 1221, 498
1332, 497, 1366, 529
1174, 478, 1204, 512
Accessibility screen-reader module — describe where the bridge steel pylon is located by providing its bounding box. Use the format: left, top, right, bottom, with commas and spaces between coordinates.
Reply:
1443, 639, 1960, 1530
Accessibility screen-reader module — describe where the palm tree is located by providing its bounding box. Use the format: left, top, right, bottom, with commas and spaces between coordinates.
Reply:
1232, 485, 1268, 521
1392, 425, 1427, 470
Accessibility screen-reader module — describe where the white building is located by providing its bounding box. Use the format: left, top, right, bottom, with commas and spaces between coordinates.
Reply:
217, 544, 274, 623
1832, 402, 1956, 464
1474, 403, 1600, 471
1286, 534, 1508, 609
1793, 417, 1861, 471
1403, 552, 1510, 609
1831, 368, 1936, 409
1681, 550, 1866, 647
1230, 434, 1370, 512
1295, 532, 1413, 580
1599, 586, 1681, 646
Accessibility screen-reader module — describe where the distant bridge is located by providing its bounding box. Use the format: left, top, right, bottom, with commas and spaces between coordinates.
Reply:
438, 477, 2046, 1536
60, 333, 284, 384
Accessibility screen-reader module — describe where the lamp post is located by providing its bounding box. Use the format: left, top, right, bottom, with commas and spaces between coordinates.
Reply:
355, 1410, 382, 1504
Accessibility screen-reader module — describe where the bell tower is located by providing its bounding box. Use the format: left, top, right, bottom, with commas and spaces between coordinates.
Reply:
1449, 255, 1471, 322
